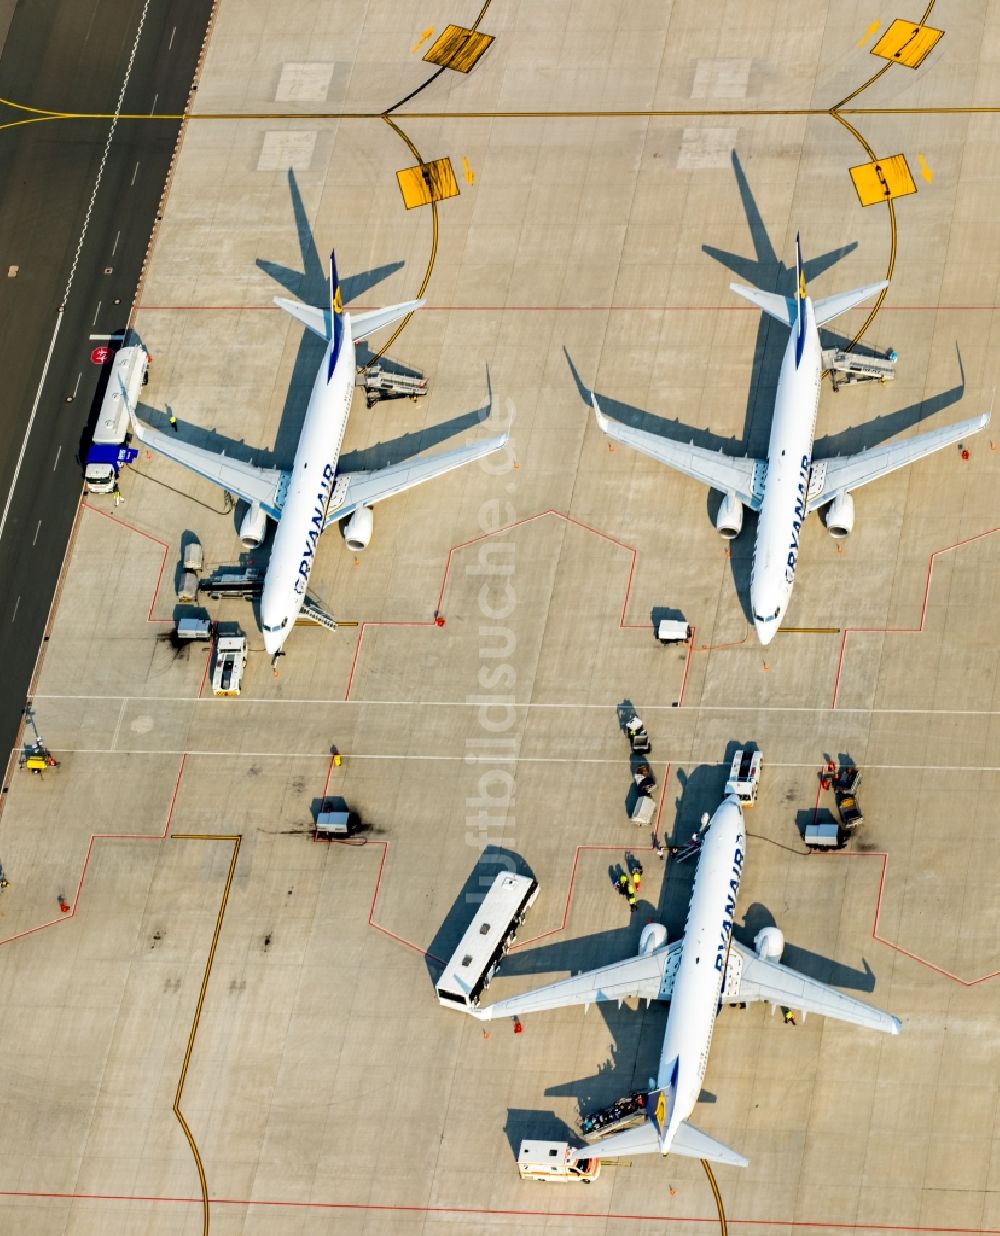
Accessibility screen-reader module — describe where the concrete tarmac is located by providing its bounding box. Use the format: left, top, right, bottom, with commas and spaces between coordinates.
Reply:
2, 3, 1000, 1234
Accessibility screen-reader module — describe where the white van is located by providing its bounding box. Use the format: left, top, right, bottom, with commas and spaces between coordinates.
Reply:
517, 1141, 600, 1183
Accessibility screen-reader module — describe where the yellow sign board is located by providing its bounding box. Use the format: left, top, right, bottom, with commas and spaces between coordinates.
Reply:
396, 158, 460, 210
423, 24, 494, 73
849, 154, 917, 207
871, 19, 943, 69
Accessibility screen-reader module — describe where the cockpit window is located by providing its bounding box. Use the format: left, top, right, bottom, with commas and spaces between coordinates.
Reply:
262, 617, 289, 633
754, 608, 781, 623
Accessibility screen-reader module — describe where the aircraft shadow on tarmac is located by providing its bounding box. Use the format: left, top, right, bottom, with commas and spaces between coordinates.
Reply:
565, 149, 970, 626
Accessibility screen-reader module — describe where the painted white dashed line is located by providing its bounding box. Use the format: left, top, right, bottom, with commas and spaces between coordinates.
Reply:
130, 161, 140, 186
52, 446, 61, 471
32, 521, 42, 547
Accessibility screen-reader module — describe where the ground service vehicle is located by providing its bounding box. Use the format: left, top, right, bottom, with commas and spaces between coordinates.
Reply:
517, 1141, 600, 1183
656, 618, 691, 644
84, 344, 146, 492
725, 749, 762, 805
436, 872, 538, 1009
211, 627, 247, 696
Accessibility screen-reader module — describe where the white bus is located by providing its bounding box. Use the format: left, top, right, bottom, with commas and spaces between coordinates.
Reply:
436, 872, 538, 1010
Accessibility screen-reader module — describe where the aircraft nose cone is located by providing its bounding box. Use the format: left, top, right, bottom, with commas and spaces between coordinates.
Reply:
754, 618, 778, 647
263, 628, 283, 658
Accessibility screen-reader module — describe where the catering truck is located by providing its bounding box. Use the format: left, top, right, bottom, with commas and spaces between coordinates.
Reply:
83, 343, 146, 492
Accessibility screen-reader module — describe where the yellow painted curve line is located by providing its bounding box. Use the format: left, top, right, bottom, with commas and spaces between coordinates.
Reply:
701, 1158, 728, 1235
170, 833, 242, 1236
824, 0, 937, 349
363, 113, 440, 368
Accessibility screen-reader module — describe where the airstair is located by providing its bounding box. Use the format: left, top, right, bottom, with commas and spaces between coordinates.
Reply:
362, 365, 428, 408
822, 347, 897, 392
297, 594, 339, 630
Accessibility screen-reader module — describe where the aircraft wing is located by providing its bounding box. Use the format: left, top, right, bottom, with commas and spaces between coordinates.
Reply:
725, 941, 901, 1034
592, 395, 764, 510
807, 412, 990, 512
324, 434, 509, 526
468, 942, 683, 1021
130, 417, 288, 519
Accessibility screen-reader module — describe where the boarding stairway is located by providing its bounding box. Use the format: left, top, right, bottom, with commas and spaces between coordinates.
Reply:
297, 594, 339, 630
362, 364, 428, 408
822, 347, 897, 392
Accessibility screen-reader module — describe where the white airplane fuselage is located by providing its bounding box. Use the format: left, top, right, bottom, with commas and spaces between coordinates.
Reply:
260, 313, 355, 656
748, 298, 822, 645
655, 796, 745, 1153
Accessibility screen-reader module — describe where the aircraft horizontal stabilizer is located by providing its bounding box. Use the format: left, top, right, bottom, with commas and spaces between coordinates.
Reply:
274, 297, 330, 341
570, 1119, 662, 1161
350, 300, 424, 343
812, 280, 888, 328
670, 1119, 749, 1168
728, 283, 795, 327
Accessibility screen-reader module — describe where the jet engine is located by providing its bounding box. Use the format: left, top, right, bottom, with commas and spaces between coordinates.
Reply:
344, 505, 374, 552
825, 491, 855, 539
754, 926, 784, 962
715, 490, 744, 540
238, 501, 268, 550
638, 922, 668, 956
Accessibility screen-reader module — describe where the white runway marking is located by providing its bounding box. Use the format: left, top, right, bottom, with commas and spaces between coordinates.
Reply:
27, 693, 1000, 719
52, 446, 61, 471
31, 747, 1000, 774
110, 698, 128, 751
32, 520, 41, 546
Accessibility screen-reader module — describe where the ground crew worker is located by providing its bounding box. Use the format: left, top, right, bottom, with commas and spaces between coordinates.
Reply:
617, 873, 629, 896
113, 481, 124, 507
627, 879, 637, 913
784, 1009, 796, 1026
168, 411, 179, 433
